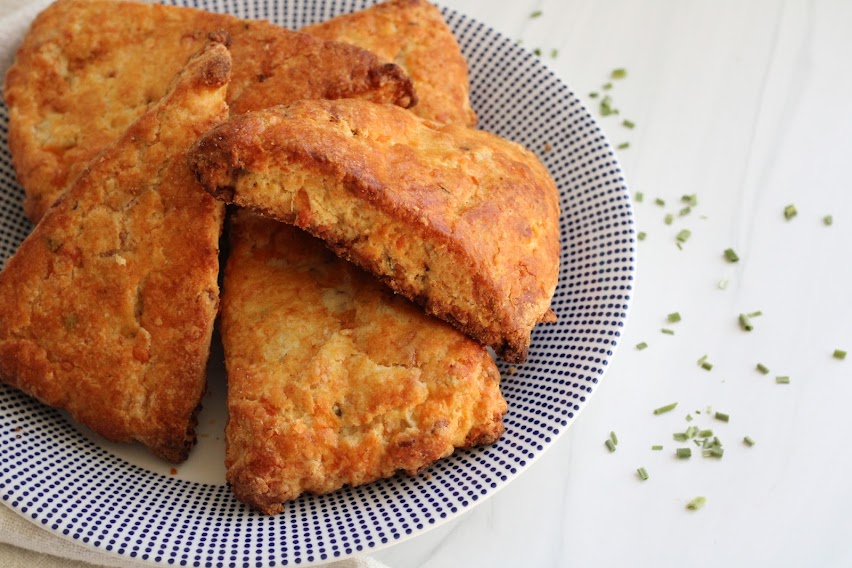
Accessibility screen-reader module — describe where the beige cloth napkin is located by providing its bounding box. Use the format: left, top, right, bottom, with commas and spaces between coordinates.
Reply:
0, 1, 390, 566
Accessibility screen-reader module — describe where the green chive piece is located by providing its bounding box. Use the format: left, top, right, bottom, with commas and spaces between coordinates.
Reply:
706, 405, 713, 414
530, 10, 543, 18
679, 206, 692, 217
702, 447, 724, 458
676, 229, 691, 244
724, 248, 740, 262
617, 142, 630, 150
738, 314, 754, 332
600, 95, 616, 116
655, 198, 665, 207
685, 426, 699, 439
686, 496, 707, 511
701, 361, 713, 371
743, 436, 755, 447
637, 231, 647, 241
605, 439, 616, 452
533, 48, 542, 56
714, 412, 730, 423
610, 431, 619, 446
823, 215, 833, 226
833, 349, 847, 360
636, 341, 648, 350
681, 194, 698, 207
718, 279, 729, 290
701, 438, 712, 449
784, 204, 797, 220
698, 429, 713, 438
697, 354, 707, 365
676, 448, 692, 459
661, 328, 675, 335
651, 445, 663, 451
756, 363, 770, 374
637, 467, 649, 481
550, 48, 559, 58
776, 376, 790, 384
748, 310, 763, 318
653, 402, 678, 415
673, 432, 688, 442
712, 436, 722, 447
665, 312, 681, 323
686, 414, 693, 422
622, 119, 635, 129
635, 191, 644, 202
602, 82, 613, 90
611, 68, 627, 79
589, 92, 599, 99
664, 213, 674, 225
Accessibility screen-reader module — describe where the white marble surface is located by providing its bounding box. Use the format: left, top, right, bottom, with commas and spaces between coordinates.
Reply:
373, 1, 852, 567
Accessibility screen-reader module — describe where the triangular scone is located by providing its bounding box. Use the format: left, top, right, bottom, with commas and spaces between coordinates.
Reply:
4, 0, 415, 222
303, 0, 476, 126
0, 39, 231, 463
223, 211, 506, 514
189, 99, 560, 363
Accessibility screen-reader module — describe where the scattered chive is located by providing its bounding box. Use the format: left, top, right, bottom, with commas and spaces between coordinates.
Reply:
605, 439, 616, 452
676, 448, 692, 459
676, 229, 691, 244
823, 215, 833, 226
748, 310, 763, 318
661, 328, 675, 335
673, 432, 688, 442
610, 431, 619, 446
664, 213, 674, 225
743, 436, 756, 447
666, 312, 682, 323
655, 198, 666, 207
636, 341, 648, 350
533, 48, 542, 56
653, 402, 678, 415
714, 412, 730, 423
637, 231, 647, 241
756, 363, 770, 374
651, 445, 663, 451
698, 429, 713, 438
589, 92, 599, 99
617, 142, 630, 150
738, 314, 754, 332
679, 206, 692, 217
637, 467, 649, 481
784, 204, 797, 220
697, 354, 707, 365
723, 248, 740, 263
775, 376, 790, 384
686, 414, 693, 422
530, 9, 543, 18
681, 194, 698, 207
702, 447, 724, 458
718, 279, 729, 290
550, 48, 558, 58
635, 191, 644, 202
622, 119, 635, 129
833, 349, 847, 360
686, 496, 707, 511
713, 436, 722, 447
701, 362, 713, 371
611, 68, 627, 79
602, 82, 613, 91
599, 95, 617, 116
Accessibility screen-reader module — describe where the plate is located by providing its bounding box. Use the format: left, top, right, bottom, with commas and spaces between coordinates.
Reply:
0, 1, 635, 566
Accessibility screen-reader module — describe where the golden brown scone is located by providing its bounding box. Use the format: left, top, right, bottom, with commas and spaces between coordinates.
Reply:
4, 0, 415, 223
0, 39, 231, 463
189, 99, 560, 363
303, 0, 475, 126
223, 211, 506, 514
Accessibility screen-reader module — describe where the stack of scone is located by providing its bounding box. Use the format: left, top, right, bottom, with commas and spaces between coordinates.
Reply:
0, 0, 560, 514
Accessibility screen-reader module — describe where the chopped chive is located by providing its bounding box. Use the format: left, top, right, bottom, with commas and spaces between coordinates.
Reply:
530, 10, 543, 18
748, 310, 763, 318
651, 445, 663, 451
622, 119, 635, 129
686, 496, 707, 511
738, 314, 754, 332
605, 439, 616, 452
697, 354, 707, 365
706, 405, 713, 415
676, 448, 692, 459
610, 431, 619, 446
712, 436, 722, 447
611, 68, 627, 79
685, 426, 699, 439
550, 48, 558, 58
654, 198, 665, 207
702, 438, 712, 449
636, 341, 648, 350
653, 402, 678, 415
823, 215, 833, 226
685, 413, 693, 422
679, 206, 692, 217
673, 432, 688, 442
723, 248, 740, 262
599, 95, 616, 116
775, 375, 790, 384
714, 412, 730, 423
718, 279, 729, 290
833, 349, 847, 360
693, 439, 701, 447
661, 328, 675, 335
533, 48, 542, 56
743, 436, 755, 447
784, 204, 798, 220
701, 362, 713, 371
589, 92, 599, 99
675, 229, 691, 244
698, 429, 713, 438
637, 231, 647, 241
702, 447, 724, 458
617, 142, 630, 150
602, 82, 613, 91
756, 363, 770, 374
637, 467, 649, 481
664, 213, 674, 225
681, 194, 698, 207
634, 191, 644, 202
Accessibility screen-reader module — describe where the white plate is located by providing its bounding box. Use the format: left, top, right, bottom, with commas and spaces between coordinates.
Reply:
0, 1, 635, 566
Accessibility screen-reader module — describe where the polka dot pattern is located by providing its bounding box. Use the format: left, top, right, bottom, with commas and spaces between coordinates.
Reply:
0, 1, 634, 566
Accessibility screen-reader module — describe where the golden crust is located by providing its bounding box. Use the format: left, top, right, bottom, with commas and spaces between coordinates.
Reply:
223, 210, 506, 514
0, 40, 231, 463
189, 99, 560, 363
303, 0, 476, 126
4, 0, 415, 222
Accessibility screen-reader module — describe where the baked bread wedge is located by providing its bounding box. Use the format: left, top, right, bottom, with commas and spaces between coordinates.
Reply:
0, 38, 231, 463
189, 99, 560, 363
4, 0, 415, 222
223, 211, 506, 514
303, 0, 475, 126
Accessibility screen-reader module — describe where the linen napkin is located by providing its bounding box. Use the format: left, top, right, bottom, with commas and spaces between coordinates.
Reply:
0, 1, 391, 566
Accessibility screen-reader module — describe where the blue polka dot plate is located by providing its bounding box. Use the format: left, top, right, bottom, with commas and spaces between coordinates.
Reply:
0, 1, 634, 566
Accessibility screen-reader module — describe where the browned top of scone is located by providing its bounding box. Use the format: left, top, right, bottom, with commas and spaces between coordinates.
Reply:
303, 0, 475, 126
0, 39, 230, 463
189, 99, 560, 362
222, 211, 506, 514
3, 0, 415, 222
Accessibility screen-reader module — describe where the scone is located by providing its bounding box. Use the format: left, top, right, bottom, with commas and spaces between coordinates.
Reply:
189, 99, 560, 363
0, 39, 230, 463
4, 0, 415, 222
303, 0, 476, 126
223, 211, 506, 514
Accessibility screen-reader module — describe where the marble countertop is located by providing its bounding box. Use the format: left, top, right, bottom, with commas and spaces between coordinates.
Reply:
374, 1, 852, 567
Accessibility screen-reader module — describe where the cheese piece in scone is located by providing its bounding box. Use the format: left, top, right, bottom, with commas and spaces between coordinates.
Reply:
223, 211, 506, 514
4, 0, 415, 222
189, 99, 560, 363
303, 0, 476, 126
0, 38, 231, 463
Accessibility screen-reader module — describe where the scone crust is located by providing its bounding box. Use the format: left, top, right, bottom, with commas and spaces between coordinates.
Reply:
3, 0, 414, 222
303, 0, 475, 126
190, 99, 561, 362
0, 39, 231, 463
223, 211, 506, 514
